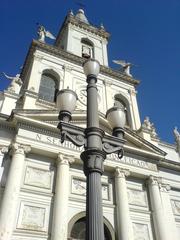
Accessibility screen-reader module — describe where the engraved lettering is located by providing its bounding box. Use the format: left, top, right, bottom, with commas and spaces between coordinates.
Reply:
36, 134, 42, 141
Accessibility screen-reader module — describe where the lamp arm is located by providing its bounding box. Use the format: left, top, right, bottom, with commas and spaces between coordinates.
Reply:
61, 130, 85, 147
102, 142, 124, 159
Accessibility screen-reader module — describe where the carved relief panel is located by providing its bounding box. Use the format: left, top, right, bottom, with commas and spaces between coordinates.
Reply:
71, 177, 110, 201
128, 188, 148, 207
171, 200, 180, 216
16, 201, 50, 232
23, 160, 54, 193
133, 223, 150, 240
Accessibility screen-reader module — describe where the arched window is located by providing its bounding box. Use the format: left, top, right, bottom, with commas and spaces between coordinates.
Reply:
70, 217, 112, 240
81, 38, 94, 59
39, 72, 58, 102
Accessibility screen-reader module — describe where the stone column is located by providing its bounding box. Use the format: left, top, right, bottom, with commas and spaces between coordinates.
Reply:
51, 153, 74, 240
0, 143, 31, 240
115, 168, 134, 240
148, 176, 170, 240
159, 184, 179, 240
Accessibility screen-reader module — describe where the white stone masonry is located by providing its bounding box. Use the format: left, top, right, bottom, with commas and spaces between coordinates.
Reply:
51, 153, 74, 240
0, 143, 31, 240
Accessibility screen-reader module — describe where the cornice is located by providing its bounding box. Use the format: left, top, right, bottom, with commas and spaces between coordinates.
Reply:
2, 112, 180, 172
20, 40, 140, 86
125, 128, 166, 156
158, 159, 180, 171
0, 120, 16, 133
55, 14, 110, 46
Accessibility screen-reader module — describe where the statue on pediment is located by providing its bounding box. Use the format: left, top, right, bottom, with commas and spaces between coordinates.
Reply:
141, 116, 159, 139
142, 116, 153, 130
113, 60, 136, 77
37, 24, 56, 43
174, 127, 180, 155
1, 72, 22, 94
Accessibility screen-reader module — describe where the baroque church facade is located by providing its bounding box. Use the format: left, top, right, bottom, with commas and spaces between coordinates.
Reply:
0, 9, 180, 240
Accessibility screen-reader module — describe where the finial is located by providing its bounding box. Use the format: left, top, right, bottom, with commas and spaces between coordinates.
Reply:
69, 9, 74, 15
100, 23, 105, 30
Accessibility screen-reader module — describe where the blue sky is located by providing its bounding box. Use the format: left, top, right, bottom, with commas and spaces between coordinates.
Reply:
0, 0, 180, 144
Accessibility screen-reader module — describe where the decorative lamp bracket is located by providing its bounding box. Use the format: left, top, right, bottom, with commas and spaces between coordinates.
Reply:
58, 121, 86, 147
102, 135, 125, 159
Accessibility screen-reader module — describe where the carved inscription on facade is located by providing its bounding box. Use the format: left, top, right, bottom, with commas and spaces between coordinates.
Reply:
18, 205, 46, 231
24, 166, 52, 189
171, 200, 180, 215
128, 189, 147, 207
26, 132, 157, 171
133, 223, 150, 240
112, 154, 157, 171
72, 178, 109, 200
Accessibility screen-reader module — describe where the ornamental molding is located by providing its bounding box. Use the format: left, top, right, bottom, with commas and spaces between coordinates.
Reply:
3, 90, 20, 99
159, 183, 171, 192
126, 128, 166, 156
0, 121, 15, 133
36, 98, 56, 109
3, 110, 180, 171
55, 14, 110, 43
57, 153, 75, 165
148, 175, 162, 186
20, 40, 140, 86
10, 142, 31, 155
17, 121, 60, 139
115, 167, 130, 178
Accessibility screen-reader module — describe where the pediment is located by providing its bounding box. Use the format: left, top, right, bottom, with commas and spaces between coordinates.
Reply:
10, 109, 166, 158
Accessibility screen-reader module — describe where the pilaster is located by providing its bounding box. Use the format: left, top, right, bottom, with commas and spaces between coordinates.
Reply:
0, 143, 31, 240
159, 183, 179, 240
51, 153, 75, 240
147, 176, 171, 240
115, 167, 134, 240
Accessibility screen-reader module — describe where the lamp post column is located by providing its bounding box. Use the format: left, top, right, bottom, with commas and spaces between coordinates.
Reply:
81, 68, 105, 240
51, 154, 74, 240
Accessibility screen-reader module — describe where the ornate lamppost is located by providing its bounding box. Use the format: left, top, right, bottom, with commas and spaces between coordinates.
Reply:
57, 59, 126, 240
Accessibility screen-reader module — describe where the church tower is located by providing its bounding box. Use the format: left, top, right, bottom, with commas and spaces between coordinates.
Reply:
0, 8, 180, 240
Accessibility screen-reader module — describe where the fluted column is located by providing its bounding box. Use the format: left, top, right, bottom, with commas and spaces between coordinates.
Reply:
0, 143, 31, 240
148, 176, 170, 240
51, 153, 74, 240
115, 168, 134, 240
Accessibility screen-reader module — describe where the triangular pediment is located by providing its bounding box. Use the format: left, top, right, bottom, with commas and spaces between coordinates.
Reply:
9, 109, 166, 159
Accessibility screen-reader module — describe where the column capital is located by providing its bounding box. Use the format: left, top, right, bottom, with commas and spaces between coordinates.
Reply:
115, 167, 130, 178
57, 153, 75, 165
159, 183, 171, 192
10, 143, 31, 155
148, 175, 162, 186
1, 146, 9, 154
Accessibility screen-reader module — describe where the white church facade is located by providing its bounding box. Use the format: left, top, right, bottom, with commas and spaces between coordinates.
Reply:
0, 9, 180, 240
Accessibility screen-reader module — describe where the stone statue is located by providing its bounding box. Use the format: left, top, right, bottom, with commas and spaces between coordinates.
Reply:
37, 24, 56, 43
1, 72, 22, 93
113, 60, 136, 77
142, 116, 153, 130
141, 116, 159, 139
174, 127, 180, 155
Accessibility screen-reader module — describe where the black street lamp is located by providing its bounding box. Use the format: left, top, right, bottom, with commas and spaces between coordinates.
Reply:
57, 58, 126, 240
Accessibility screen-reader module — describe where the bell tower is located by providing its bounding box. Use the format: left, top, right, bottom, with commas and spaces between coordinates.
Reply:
55, 9, 110, 66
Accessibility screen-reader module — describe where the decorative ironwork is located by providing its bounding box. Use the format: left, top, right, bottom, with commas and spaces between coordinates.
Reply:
59, 121, 124, 159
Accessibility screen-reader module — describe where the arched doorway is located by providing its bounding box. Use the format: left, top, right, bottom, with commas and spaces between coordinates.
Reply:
68, 213, 115, 240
